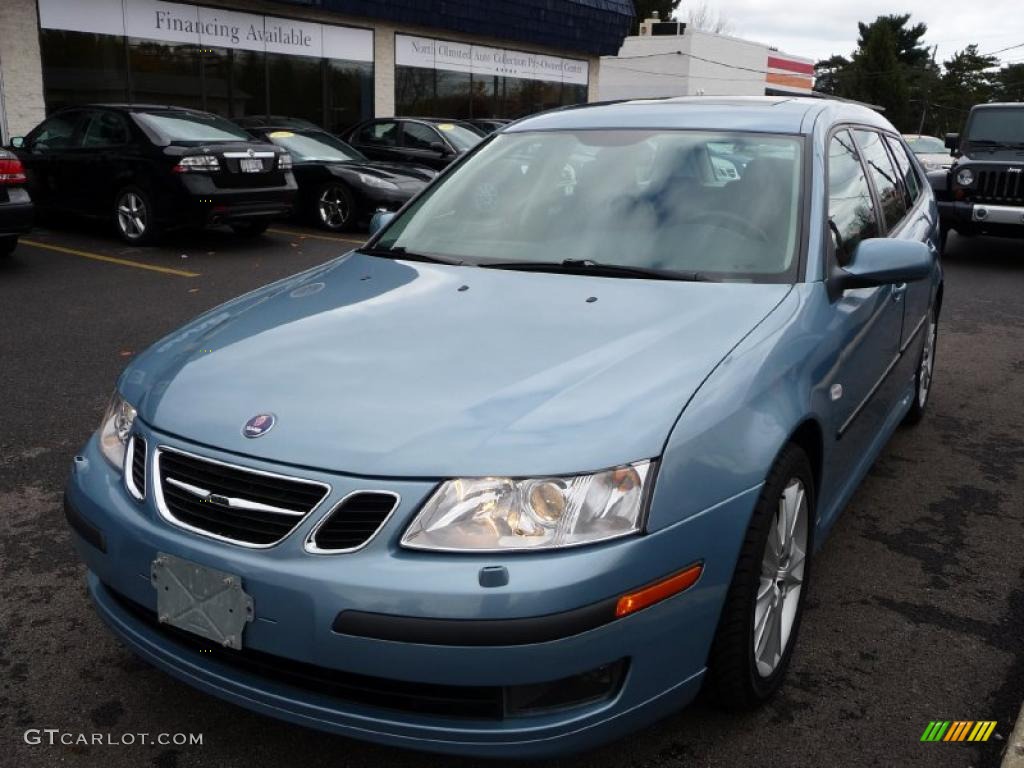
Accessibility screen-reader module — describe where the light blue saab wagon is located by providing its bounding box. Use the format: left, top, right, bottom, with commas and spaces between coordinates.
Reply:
65, 97, 942, 758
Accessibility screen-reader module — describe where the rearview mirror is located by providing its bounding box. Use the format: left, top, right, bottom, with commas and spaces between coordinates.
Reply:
368, 210, 396, 236
944, 133, 960, 151
831, 239, 934, 294
429, 141, 452, 156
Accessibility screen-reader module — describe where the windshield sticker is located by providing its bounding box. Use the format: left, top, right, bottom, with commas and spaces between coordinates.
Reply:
269, 131, 295, 138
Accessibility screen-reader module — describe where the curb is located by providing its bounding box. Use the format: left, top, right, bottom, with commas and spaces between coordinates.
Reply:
1002, 703, 1024, 768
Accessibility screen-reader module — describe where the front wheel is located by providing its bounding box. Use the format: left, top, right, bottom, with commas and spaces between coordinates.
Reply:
903, 307, 938, 425
230, 220, 270, 237
113, 187, 159, 245
313, 182, 355, 232
706, 443, 814, 708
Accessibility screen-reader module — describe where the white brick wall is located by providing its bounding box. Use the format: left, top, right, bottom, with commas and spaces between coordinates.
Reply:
0, 0, 46, 141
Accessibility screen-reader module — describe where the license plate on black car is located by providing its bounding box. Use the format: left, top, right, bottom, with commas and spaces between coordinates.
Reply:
240, 158, 262, 173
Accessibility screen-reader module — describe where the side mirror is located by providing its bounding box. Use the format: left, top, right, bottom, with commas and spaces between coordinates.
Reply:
831, 239, 934, 294
944, 133, 960, 152
429, 141, 453, 156
368, 210, 396, 236
9, 136, 24, 149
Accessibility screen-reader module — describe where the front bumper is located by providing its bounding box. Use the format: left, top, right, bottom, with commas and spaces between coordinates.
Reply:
65, 425, 758, 758
938, 200, 1024, 236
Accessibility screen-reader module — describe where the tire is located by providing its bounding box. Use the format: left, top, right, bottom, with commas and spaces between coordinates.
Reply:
0, 236, 16, 256
230, 220, 270, 237
113, 186, 159, 245
706, 443, 814, 709
313, 182, 356, 232
903, 306, 938, 425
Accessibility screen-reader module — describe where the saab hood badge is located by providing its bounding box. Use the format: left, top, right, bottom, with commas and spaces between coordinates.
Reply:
243, 413, 276, 438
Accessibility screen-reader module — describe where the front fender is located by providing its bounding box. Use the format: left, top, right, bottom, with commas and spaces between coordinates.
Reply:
647, 285, 828, 533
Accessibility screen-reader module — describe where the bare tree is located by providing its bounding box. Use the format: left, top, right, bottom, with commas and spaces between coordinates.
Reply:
686, 2, 734, 35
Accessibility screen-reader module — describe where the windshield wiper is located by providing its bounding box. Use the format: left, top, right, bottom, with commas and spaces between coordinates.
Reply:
358, 246, 466, 266
479, 258, 708, 281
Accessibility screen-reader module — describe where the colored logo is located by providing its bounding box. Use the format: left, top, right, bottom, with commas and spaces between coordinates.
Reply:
242, 413, 276, 438
920, 721, 997, 742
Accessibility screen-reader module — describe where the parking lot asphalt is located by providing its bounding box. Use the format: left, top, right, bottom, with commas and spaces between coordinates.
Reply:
0, 223, 1021, 768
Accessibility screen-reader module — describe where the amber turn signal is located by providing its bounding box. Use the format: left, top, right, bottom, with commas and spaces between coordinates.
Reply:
615, 563, 703, 618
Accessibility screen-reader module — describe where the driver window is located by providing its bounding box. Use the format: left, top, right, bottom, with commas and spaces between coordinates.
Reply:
403, 123, 443, 151
828, 130, 879, 265
29, 112, 82, 150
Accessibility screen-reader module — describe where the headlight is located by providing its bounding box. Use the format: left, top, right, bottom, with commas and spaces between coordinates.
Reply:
401, 461, 654, 552
98, 392, 137, 469
922, 159, 943, 171
956, 168, 975, 186
358, 173, 398, 190
277, 152, 292, 170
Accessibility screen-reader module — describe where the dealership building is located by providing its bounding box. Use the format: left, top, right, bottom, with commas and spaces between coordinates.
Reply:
0, 0, 633, 142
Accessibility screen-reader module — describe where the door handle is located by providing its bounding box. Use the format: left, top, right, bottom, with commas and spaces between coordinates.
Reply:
892, 283, 908, 301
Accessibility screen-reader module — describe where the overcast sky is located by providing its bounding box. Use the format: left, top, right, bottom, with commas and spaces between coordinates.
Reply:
687, 1, 1024, 66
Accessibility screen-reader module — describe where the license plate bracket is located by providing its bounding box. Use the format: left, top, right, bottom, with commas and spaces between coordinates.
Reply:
239, 157, 263, 173
151, 553, 253, 650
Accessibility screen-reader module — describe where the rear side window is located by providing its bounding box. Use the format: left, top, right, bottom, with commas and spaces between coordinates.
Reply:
357, 122, 397, 146
884, 136, 922, 205
854, 129, 907, 231
82, 111, 130, 147
828, 130, 878, 264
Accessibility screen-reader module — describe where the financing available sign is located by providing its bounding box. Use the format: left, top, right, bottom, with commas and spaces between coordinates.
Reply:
395, 34, 588, 86
38, 0, 373, 61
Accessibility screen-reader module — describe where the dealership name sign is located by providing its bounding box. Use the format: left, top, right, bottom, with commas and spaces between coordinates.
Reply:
38, 0, 373, 61
396, 35, 588, 85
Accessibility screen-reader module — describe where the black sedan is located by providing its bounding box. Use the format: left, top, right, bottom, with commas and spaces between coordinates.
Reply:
467, 118, 511, 134
11, 105, 296, 245
251, 127, 434, 232
0, 149, 33, 256
342, 118, 483, 171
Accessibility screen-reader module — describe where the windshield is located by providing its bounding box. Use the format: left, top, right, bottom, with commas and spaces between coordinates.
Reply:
135, 110, 252, 144
906, 136, 946, 154
265, 130, 365, 162
965, 109, 1024, 146
374, 130, 804, 281
434, 122, 483, 151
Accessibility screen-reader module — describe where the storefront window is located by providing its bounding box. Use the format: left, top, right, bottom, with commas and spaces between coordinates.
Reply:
436, 71, 472, 118
325, 61, 372, 134
562, 84, 588, 107
395, 66, 436, 116
231, 50, 268, 120
200, 48, 232, 117
470, 75, 497, 118
128, 38, 203, 109
39, 30, 128, 111
267, 54, 324, 127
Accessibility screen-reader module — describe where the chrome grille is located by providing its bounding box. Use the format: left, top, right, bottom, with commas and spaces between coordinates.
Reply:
126, 435, 146, 500
307, 492, 400, 553
154, 447, 330, 547
975, 168, 1024, 205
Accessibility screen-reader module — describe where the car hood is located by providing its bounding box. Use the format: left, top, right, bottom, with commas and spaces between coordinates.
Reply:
121, 254, 791, 477
324, 160, 435, 183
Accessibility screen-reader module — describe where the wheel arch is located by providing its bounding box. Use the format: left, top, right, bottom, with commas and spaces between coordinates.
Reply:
785, 419, 824, 500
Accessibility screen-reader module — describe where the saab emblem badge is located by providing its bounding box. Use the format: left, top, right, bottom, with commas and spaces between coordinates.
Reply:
243, 413, 276, 438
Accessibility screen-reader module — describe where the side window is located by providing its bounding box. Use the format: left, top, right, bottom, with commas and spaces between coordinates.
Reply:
883, 135, 922, 205
81, 111, 130, 147
28, 112, 83, 150
402, 122, 443, 150
357, 121, 397, 147
828, 130, 879, 265
854, 129, 907, 230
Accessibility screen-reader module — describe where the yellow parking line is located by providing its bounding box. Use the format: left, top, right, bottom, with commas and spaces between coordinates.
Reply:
20, 239, 200, 278
267, 228, 365, 245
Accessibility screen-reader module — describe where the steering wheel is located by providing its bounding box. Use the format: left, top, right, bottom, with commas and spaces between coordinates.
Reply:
686, 210, 770, 242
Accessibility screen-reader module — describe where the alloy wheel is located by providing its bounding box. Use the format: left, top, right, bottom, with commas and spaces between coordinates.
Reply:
918, 316, 937, 408
754, 478, 808, 678
117, 192, 147, 240
318, 186, 350, 230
